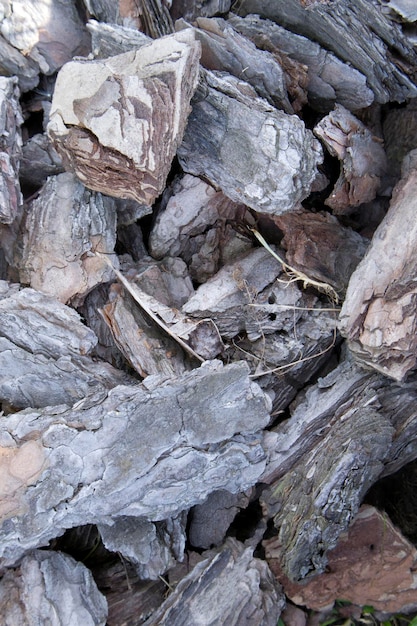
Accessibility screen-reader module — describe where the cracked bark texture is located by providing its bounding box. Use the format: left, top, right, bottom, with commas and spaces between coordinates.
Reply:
177, 68, 323, 215
0, 76, 22, 225
0, 360, 270, 565
47, 31, 201, 206
339, 149, 417, 381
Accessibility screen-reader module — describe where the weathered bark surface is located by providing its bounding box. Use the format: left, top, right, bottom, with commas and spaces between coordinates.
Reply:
87, 19, 151, 59
0, 360, 270, 564
273, 209, 368, 295
0, 35, 39, 92
17, 172, 117, 304
232, 0, 417, 103
339, 150, 417, 381
0, 284, 132, 409
176, 17, 293, 113
0, 550, 108, 625
47, 31, 201, 206
314, 104, 387, 214
266, 505, 417, 615
0, 76, 22, 225
98, 514, 187, 580
1, 0, 90, 76
20, 133, 64, 191
177, 68, 323, 215
143, 538, 285, 626
171, 0, 232, 21
228, 13, 374, 112
149, 173, 253, 283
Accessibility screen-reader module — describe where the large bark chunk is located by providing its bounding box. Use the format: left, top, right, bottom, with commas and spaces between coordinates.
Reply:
339, 150, 417, 381
143, 539, 285, 626
0, 360, 270, 564
233, 0, 417, 103
17, 172, 117, 304
0, 76, 22, 225
0, 550, 107, 625
47, 31, 201, 206
177, 68, 323, 215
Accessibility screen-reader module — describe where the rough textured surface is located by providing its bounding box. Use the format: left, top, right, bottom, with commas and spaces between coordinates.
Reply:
0, 550, 108, 625
266, 505, 417, 615
228, 13, 374, 112
314, 104, 387, 214
0, 76, 22, 225
232, 0, 417, 103
339, 149, 417, 381
47, 31, 201, 206
0, 360, 270, 565
143, 538, 285, 626
87, 19, 151, 59
177, 68, 323, 215
0, 0, 90, 76
20, 133, 64, 191
17, 172, 117, 304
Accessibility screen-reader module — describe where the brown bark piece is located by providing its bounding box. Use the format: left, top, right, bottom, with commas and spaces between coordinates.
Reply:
265, 505, 417, 615
314, 104, 387, 214
17, 172, 117, 304
339, 149, 417, 381
47, 31, 201, 206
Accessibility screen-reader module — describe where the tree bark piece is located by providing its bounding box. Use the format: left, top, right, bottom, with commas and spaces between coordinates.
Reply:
0, 360, 270, 565
314, 104, 387, 214
232, 0, 417, 103
20, 133, 64, 192
265, 504, 417, 615
176, 17, 293, 113
143, 538, 285, 626
339, 149, 417, 381
228, 13, 374, 112
98, 513, 187, 580
47, 31, 201, 206
171, 0, 232, 22
0, 35, 39, 92
0, 550, 108, 626
149, 173, 253, 283
0, 76, 22, 225
17, 172, 117, 305
87, 19, 151, 59
1, 0, 90, 76
273, 209, 368, 295
177, 68, 323, 216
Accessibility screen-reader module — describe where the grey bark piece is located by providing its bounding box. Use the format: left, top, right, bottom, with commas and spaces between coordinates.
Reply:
149, 173, 253, 283
143, 538, 285, 626
17, 172, 117, 305
47, 31, 201, 206
0, 34, 39, 92
0, 360, 270, 564
171, 0, 232, 21
228, 13, 374, 112
314, 104, 387, 214
388, 0, 417, 22
260, 359, 394, 581
339, 150, 417, 381
189, 489, 250, 549
177, 68, 323, 215
87, 19, 151, 59
232, 0, 417, 103
98, 513, 187, 580
0, 550, 107, 626
20, 134, 64, 191
1, 0, 90, 76
0, 76, 22, 225
176, 17, 293, 113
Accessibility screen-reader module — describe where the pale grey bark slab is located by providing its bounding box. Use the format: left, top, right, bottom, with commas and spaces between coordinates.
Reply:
0, 550, 107, 626
232, 0, 417, 103
143, 538, 285, 626
314, 104, 387, 214
339, 149, 417, 381
177, 68, 323, 215
176, 17, 293, 113
47, 31, 201, 206
149, 173, 253, 283
0, 34, 39, 91
17, 172, 117, 305
228, 13, 374, 112
1, 0, 90, 76
87, 19, 151, 59
260, 359, 394, 581
98, 513, 187, 580
0, 76, 22, 225
0, 360, 270, 564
